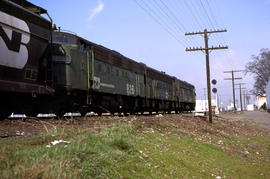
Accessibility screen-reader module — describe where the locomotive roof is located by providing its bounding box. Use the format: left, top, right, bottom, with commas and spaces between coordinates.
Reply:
53, 31, 146, 74
7, 0, 47, 14
2, 0, 51, 29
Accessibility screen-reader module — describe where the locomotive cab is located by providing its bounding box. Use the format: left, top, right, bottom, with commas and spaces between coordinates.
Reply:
52, 31, 91, 92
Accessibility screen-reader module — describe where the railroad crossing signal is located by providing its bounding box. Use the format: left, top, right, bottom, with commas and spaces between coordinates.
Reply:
212, 79, 217, 85
212, 88, 217, 94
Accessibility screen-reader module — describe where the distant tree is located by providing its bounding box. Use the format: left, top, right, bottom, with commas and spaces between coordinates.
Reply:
245, 48, 270, 95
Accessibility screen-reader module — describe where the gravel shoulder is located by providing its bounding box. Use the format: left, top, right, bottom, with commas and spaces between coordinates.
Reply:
219, 111, 270, 130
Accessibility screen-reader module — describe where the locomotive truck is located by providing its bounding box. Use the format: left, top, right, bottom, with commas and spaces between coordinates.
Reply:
0, 0, 195, 120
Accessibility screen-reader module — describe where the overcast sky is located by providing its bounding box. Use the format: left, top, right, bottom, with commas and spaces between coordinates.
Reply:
32, 0, 270, 107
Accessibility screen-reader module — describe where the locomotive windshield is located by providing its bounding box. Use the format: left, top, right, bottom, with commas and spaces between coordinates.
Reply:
52, 44, 65, 56
52, 44, 69, 63
53, 34, 77, 44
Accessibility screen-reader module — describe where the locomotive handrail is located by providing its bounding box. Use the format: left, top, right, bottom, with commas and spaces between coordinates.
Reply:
0, 21, 49, 42
0, 21, 30, 35
54, 28, 77, 36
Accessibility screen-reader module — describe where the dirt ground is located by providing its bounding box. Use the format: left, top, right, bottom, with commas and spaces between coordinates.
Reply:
0, 112, 269, 139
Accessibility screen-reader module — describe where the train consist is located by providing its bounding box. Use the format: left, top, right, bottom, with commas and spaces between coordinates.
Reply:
0, 0, 195, 119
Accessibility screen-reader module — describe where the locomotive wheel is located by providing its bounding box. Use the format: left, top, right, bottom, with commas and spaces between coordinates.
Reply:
1, 109, 13, 120
26, 112, 39, 118
56, 109, 66, 119
97, 111, 102, 116
0, 112, 9, 120
80, 112, 87, 117
79, 109, 88, 117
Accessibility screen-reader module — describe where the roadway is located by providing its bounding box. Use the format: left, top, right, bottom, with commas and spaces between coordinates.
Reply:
219, 111, 270, 129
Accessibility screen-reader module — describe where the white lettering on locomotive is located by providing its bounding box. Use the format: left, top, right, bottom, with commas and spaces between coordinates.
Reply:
165, 91, 169, 99
0, 11, 30, 69
100, 83, 115, 89
126, 84, 135, 95
93, 76, 100, 89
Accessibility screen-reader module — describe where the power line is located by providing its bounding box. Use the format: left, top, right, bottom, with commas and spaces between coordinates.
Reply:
188, 0, 211, 30
149, 0, 198, 46
161, 0, 202, 46
208, 0, 227, 45
168, 0, 202, 45
182, 0, 204, 30
149, 0, 189, 43
133, 0, 187, 47
198, 0, 221, 44
134, 0, 228, 50
199, 0, 215, 30
204, 0, 226, 45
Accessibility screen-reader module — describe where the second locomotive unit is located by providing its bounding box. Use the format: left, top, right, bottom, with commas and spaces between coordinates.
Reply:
51, 31, 195, 116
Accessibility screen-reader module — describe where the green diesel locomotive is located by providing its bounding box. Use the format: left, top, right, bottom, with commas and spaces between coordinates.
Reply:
51, 31, 195, 116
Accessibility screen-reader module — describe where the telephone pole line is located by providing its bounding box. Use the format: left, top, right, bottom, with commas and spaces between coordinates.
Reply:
235, 83, 246, 111
203, 88, 207, 111
224, 70, 243, 112
185, 29, 228, 123
243, 90, 246, 110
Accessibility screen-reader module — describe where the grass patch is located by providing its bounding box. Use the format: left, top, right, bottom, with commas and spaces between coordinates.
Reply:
0, 125, 135, 178
134, 131, 270, 178
0, 124, 270, 178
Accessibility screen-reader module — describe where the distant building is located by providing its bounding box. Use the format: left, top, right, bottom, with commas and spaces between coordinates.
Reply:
266, 79, 270, 112
227, 103, 236, 111
257, 95, 266, 109
246, 104, 255, 111
195, 99, 218, 115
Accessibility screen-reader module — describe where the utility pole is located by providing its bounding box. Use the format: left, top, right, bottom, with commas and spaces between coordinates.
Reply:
185, 29, 228, 123
243, 90, 247, 110
203, 88, 207, 111
224, 70, 242, 112
235, 84, 246, 111
218, 95, 221, 110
